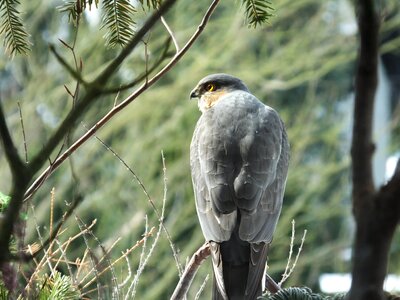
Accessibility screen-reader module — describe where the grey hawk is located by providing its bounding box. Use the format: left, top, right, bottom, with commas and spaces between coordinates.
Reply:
189, 74, 289, 300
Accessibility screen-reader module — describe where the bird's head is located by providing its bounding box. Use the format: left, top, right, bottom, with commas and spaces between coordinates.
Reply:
190, 73, 249, 112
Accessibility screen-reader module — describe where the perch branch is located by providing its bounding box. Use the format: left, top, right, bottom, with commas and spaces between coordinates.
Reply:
170, 242, 211, 300
171, 242, 282, 299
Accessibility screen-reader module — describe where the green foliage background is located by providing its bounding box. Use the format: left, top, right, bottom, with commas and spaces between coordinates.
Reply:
0, 0, 399, 299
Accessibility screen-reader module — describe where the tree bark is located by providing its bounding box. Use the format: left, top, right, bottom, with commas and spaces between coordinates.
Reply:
348, 1, 400, 299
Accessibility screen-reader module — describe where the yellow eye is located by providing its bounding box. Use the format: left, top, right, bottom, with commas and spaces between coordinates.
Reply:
206, 83, 216, 92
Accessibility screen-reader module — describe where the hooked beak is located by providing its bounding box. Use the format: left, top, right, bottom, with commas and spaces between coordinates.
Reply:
190, 87, 200, 100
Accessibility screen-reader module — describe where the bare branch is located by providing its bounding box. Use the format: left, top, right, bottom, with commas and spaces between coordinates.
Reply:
11, 193, 84, 262
102, 38, 173, 94
0, 102, 30, 261
264, 274, 281, 294
17, 102, 28, 163
161, 16, 179, 52
80, 226, 156, 291
279, 219, 295, 285
24, 0, 220, 204
75, 215, 120, 299
0, 101, 27, 178
90, 133, 184, 276
49, 45, 88, 86
279, 229, 307, 286
170, 242, 211, 300
171, 240, 282, 300
27, 0, 178, 178
125, 216, 150, 298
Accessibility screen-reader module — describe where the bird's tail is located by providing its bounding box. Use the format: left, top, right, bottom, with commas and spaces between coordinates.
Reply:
211, 261, 251, 300
210, 235, 269, 300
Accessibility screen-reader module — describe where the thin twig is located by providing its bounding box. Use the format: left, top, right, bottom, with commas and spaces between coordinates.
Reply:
81, 227, 156, 291
118, 255, 132, 289
24, 203, 55, 290
194, 274, 209, 300
102, 38, 173, 95
161, 151, 183, 276
49, 187, 55, 257
1, 0, 179, 265
123, 215, 149, 297
279, 228, 307, 287
49, 45, 88, 86
53, 238, 75, 283
13, 194, 84, 261
279, 219, 295, 285
161, 16, 179, 52
76, 215, 120, 299
76, 249, 90, 279
76, 216, 103, 298
17, 102, 28, 163
87, 127, 184, 276
126, 216, 150, 299
126, 151, 171, 298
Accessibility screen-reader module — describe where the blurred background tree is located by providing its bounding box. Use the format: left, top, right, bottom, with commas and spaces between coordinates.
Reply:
0, 0, 399, 299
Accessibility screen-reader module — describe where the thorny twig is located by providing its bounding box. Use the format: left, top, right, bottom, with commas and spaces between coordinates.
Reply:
124, 216, 150, 298
279, 219, 295, 285
75, 214, 120, 299
76, 217, 103, 298
278, 220, 307, 286
80, 227, 156, 291
13, 193, 84, 261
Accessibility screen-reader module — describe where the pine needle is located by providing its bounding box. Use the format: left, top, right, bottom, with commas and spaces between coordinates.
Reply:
242, 0, 274, 27
0, 0, 31, 56
101, 0, 136, 48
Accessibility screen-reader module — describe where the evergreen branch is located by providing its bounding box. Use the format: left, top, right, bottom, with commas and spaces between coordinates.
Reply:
58, 0, 99, 25
242, 0, 273, 27
0, 0, 31, 56
101, 0, 136, 47
58, 1, 81, 26
138, 0, 161, 10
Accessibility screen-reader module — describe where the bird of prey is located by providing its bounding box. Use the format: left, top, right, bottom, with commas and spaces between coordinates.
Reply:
189, 74, 289, 300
